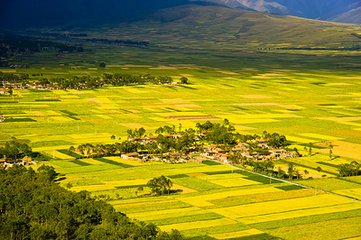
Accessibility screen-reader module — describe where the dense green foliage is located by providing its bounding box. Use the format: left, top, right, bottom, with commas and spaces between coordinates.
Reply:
0, 72, 174, 90
0, 166, 183, 240
338, 161, 360, 177
0, 138, 32, 161
72, 120, 289, 159
147, 176, 173, 195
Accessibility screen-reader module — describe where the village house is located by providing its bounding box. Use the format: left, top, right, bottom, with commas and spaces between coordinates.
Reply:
121, 152, 139, 160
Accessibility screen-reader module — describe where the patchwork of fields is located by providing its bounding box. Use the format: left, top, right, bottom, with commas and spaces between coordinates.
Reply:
1, 67, 360, 171
1, 66, 361, 239
39, 157, 361, 239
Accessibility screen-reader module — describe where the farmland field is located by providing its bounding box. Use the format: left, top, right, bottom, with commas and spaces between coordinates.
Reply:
30, 157, 360, 239
1, 62, 361, 238
2, 1, 361, 238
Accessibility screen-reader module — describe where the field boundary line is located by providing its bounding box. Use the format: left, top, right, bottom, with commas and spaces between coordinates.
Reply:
213, 160, 361, 203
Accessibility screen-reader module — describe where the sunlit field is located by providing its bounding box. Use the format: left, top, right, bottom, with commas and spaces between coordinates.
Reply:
30, 157, 360, 239
1, 63, 360, 238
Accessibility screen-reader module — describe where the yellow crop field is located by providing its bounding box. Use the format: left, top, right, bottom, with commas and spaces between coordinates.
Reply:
179, 187, 282, 207
71, 184, 113, 192
212, 194, 354, 219
80, 158, 103, 165
128, 207, 203, 221
105, 156, 145, 166
160, 218, 237, 232
299, 133, 342, 141
210, 228, 264, 239
207, 178, 262, 187
239, 202, 361, 224
334, 188, 361, 200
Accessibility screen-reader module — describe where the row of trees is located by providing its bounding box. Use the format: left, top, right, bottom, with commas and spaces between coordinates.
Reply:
0, 34, 83, 57
0, 72, 185, 90
0, 72, 30, 82
0, 166, 183, 239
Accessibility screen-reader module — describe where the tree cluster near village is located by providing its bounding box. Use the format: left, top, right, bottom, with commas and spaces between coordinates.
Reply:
69, 120, 313, 179
0, 71, 187, 91
0, 137, 32, 161
0, 166, 183, 240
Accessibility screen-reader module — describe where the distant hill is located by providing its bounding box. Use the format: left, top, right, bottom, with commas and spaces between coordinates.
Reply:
331, 6, 361, 24
2, 0, 361, 29
71, 4, 360, 51
1, 1, 360, 51
205, 0, 361, 23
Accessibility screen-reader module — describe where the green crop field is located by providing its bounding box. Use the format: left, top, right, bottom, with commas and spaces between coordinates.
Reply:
27, 157, 361, 239
1, 65, 361, 166
2, 2, 361, 239
2, 61, 361, 239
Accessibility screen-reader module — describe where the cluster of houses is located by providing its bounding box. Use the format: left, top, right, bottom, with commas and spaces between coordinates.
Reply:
9, 64, 28, 69
0, 156, 37, 169
1, 81, 51, 92
120, 135, 295, 164
0, 115, 5, 123
203, 143, 295, 163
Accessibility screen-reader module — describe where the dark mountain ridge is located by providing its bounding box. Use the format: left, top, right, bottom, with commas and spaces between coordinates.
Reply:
0, 0, 192, 29
2, 0, 361, 30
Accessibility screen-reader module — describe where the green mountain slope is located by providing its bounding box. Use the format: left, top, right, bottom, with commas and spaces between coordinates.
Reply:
73, 4, 361, 51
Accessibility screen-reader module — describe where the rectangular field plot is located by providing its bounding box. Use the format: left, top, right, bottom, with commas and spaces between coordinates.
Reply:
208, 189, 316, 208
334, 188, 361, 200
179, 187, 283, 207
150, 212, 223, 226
105, 156, 145, 166
211, 194, 355, 220
128, 207, 204, 221
239, 202, 361, 224
114, 199, 192, 214
93, 157, 134, 168
210, 228, 264, 239
195, 173, 263, 187
160, 218, 237, 232
267, 216, 361, 240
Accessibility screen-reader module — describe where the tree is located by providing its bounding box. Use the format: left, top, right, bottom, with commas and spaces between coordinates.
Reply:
294, 147, 301, 157
99, 62, 106, 68
287, 163, 295, 180
147, 176, 173, 195
7, 87, 13, 96
38, 165, 59, 181
180, 77, 188, 84
277, 167, 286, 179
329, 144, 334, 160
